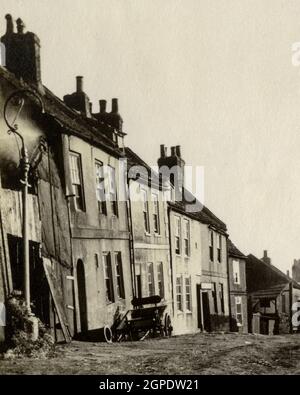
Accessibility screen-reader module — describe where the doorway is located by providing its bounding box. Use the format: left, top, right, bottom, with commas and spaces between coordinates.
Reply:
196, 285, 202, 330
202, 292, 211, 332
77, 259, 88, 333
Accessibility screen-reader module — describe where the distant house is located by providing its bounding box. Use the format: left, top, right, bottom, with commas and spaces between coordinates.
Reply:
228, 240, 248, 334
246, 253, 300, 335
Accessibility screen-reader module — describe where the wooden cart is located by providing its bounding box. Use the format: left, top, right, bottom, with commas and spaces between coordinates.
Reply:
114, 296, 173, 341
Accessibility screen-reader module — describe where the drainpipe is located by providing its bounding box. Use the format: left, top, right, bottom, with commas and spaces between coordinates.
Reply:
167, 206, 175, 317
126, 179, 137, 298
225, 236, 233, 332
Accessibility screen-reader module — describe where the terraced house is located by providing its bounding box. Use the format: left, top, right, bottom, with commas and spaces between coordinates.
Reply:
157, 145, 230, 334
0, 14, 232, 343
0, 15, 133, 342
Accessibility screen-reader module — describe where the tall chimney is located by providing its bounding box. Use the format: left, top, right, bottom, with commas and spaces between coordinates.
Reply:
63, 76, 91, 117
261, 250, 271, 265
1, 15, 42, 87
76, 76, 83, 93
5, 14, 14, 34
160, 144, 166, 158
171, 146, 176, 156
111, 98, 118, 113
99, 99, 107, 114
176, 145, 181, 157
287, 270, 290, 278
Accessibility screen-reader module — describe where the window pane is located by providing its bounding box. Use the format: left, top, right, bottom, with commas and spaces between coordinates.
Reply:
70, 152, 85, 211
103, 253, 114, 303
115, 252, 125, 299
176, 276, 182, 311
157, 262, 164, 299
142, 190, 150, 233
95, 161, 107, 215
147, 263, 154, 296
185, 277, 191, 311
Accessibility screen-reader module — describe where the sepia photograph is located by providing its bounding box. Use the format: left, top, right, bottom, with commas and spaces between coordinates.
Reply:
0, 0, 300, 381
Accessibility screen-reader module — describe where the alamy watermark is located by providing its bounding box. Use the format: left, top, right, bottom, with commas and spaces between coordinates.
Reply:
98, 158, 205, 213
0, 42, 5, 67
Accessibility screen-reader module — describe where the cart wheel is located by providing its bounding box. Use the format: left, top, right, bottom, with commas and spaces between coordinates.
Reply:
164, 314, 173, 337
103, 325, 113, 343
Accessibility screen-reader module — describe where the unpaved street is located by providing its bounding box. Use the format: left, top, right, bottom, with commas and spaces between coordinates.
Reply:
1, 332, 300, 375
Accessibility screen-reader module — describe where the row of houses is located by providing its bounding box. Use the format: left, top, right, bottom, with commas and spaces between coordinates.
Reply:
0, 15, 299, 343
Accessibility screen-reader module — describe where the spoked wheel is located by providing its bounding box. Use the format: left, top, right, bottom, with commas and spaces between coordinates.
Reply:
164, 314, 173, 337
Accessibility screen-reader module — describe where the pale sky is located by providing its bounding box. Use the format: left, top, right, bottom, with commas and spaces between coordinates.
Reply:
1, 0, 300, 274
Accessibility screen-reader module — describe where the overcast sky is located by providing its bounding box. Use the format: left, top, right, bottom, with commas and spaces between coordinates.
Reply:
2, 0, 300, 274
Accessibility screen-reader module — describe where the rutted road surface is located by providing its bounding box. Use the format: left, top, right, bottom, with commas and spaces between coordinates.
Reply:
1, 332, 300, 375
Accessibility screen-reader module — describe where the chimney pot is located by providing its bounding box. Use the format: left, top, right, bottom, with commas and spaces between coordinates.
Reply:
176, 145, 181, 157
76, 76, 83, 93
99, 99, 107, 114
160, 144, 166, 158
287, 270, 290, 278
264, 250, 268, 258
5, 14, 14, 34
16, 18, 25, 34
171, 146, 176, 156
89, 102, 93, 113
112, 98, 118, 113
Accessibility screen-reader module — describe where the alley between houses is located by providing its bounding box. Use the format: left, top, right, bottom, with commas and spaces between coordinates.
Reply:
1, 332, 300, 375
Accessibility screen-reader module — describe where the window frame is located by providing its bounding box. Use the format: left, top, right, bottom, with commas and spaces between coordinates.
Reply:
176, 276, 183, 312
152, 193, 160, 235
232, 260, 240, 285
217, 234, 222, 263
157, 262, 164, 299
114, 252, 125, 300
69, 151, 85, 212
209, 230, 214, 261
142, 189, 150, 234
175, 216, 181, 255
108, 165, 118, 216
235, 296, 243, 325
95, 160, 107, 215
185, 276, 192, 312
103, 252, 114, 303
147, 262, 154, 297
183, 219, 190, 257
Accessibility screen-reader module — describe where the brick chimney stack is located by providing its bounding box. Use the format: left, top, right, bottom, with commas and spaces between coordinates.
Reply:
1, 14, 42, 88
157, 144, 185, 201
261, 250, 271, 265
63, 76, 91, 117
94, 98, 123, 135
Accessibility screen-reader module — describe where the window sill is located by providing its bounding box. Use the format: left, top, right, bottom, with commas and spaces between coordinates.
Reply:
144, 232, 151, 237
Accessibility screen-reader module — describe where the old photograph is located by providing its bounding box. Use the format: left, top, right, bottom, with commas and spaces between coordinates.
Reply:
0, 0, 300, 379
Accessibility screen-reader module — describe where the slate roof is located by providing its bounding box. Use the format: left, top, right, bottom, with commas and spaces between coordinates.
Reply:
125, 147, 227, 232
228, 239, 246, 258
247, 254, 300, 290
0, 66, 124, 158
0, 66, 227, 232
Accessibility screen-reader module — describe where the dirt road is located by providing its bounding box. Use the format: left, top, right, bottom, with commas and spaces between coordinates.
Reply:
1, 332, 300, 374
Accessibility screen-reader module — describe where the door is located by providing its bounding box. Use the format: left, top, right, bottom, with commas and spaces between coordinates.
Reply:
77, 259, 88, 333
196, 285, 202, 330
202, 292, 211, 332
